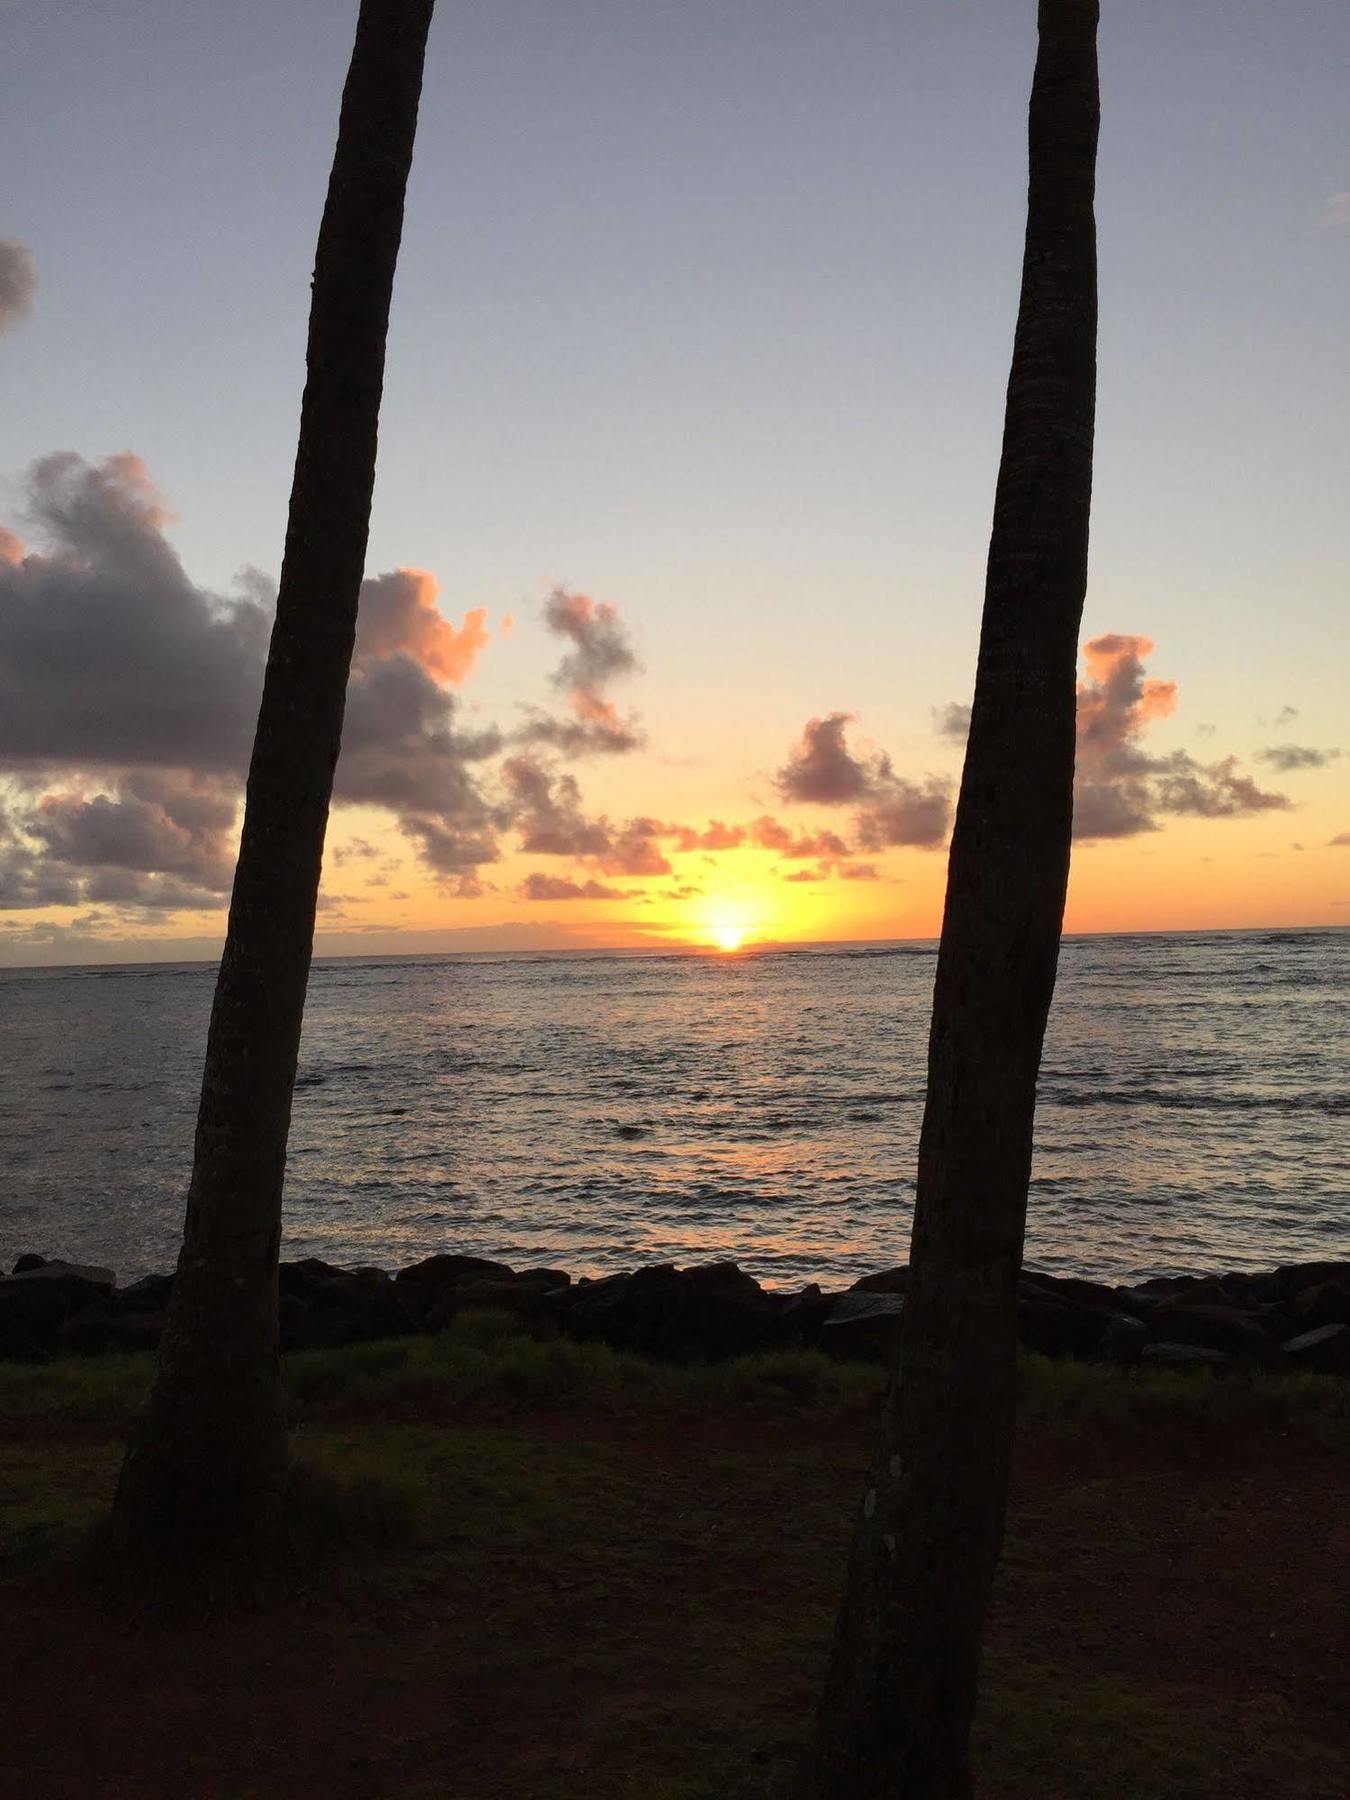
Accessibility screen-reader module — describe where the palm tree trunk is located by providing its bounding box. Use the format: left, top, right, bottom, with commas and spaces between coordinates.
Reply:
803, 3, 1099, 1793
110, 0, 436, 1571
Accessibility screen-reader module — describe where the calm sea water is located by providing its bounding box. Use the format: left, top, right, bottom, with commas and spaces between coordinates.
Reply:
0, 930, 1346, 1288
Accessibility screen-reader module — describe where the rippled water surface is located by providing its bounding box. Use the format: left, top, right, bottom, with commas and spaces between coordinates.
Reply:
1, 930, 1346, 1286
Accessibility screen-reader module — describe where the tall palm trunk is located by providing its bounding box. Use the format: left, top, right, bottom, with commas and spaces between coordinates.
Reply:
110, 0, 436, 1569
804, 3, 1099, 1794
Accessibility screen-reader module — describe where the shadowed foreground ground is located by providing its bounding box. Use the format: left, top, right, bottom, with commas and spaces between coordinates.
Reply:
1, 1319, 1347, 1799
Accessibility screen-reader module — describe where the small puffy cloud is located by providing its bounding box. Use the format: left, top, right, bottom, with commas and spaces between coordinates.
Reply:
839, 861, 879, 880
0, 240, 36, 333
521, 873, 629, 901
782, 867, 825, 883
932, 701, 972, 742
669, 819, 746, 852
355, 568, 491, 684
1257, 744, 1341, 772
1321, 192, 1350, 229
775, 712, 881, 805
518, 587, 644, 756
749, 815, 851, 861
1274, 705, 1300, 727
1329, 832, 1350, 848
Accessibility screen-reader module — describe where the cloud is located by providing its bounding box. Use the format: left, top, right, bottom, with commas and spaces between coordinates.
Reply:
501, 755, 612, 856
775, 712, 882, 805
0, 452, 268, 771
354, 568, 491, 683
0, 452, 509, 909
1257, 744, 1341, 772
668, 819, 746, 852
1274, 705, 1300, 727
748, 815, 850, 861
518, 587, 644, 755
1321, 192, 1350, 229
839, 861, 880, 880
853, 779, 952, 849
1073, 634, 1291, 838
595, 818, 672, 878
520, 873, 630, 901
1329, 832, 1350, 848
775, 712, 953, 850
932, 701, 971, 742
0, 240, 36, 333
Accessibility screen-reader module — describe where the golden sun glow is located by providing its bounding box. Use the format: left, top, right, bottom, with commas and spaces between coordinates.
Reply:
700, 893, 761, 953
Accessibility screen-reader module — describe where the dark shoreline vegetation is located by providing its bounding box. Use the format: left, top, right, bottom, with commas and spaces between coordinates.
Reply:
4, 1248, 1348, 1374
2, 1298, 1348, 1798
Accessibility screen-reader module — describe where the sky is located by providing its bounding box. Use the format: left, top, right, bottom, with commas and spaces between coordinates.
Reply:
1, 0, 1347, 965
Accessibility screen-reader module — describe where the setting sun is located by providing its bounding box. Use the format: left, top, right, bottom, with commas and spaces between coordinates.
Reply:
713, 924, 744, 952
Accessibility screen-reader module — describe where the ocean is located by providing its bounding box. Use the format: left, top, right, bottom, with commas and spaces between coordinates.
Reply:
1, 929, 1346, 1289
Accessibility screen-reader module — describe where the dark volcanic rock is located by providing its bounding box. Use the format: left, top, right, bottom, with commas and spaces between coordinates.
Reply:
1283, 1323, 1350, 1375
1291, 1280, 1350, 1331
0, 1266, 115, 1361
12, 1253, 48, 1274
556, 1262, 785, 1362
394, 1254, 517, 1293
820, 1291, 903, 1361
850, 1267, 908, 1296
60, 1307, 164, 1355
1145, 1300, 1280, 1362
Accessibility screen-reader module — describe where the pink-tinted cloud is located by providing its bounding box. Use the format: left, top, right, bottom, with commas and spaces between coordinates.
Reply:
0, 527, 23, 566
355, 568, 491, 684
749, 815, 851, 860
518, 587, 644, 755
521, 873, 630, 901
1073, 634, 1290, 838
668, 819, 747, 853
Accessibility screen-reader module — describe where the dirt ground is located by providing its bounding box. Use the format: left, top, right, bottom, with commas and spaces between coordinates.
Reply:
1, 1394, 1347, 1800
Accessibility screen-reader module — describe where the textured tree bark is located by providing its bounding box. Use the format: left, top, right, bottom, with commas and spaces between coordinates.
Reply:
110, 0, 436, 1571
802, 3, 1099, 1794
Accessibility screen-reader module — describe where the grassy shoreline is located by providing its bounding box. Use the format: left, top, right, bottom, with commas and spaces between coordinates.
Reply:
3, 1315, 1348, 1798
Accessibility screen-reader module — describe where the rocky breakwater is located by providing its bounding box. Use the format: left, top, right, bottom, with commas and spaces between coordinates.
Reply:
2, 1251, 1349, 1376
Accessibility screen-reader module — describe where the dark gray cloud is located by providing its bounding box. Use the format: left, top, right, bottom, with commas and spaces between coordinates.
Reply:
0, 453, 268, 771
0, 452, 511, 908
852, 779, 952, 850
501, 755, 612, 857
1257, 744, 1341, 772
775, 712, 881, 805
0, 240, 36, 332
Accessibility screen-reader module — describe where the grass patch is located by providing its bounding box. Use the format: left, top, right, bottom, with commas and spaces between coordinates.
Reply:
1019, 1350, 1350, 1441
0, 1442, 121, 1568
0, 1352, 151, 1423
